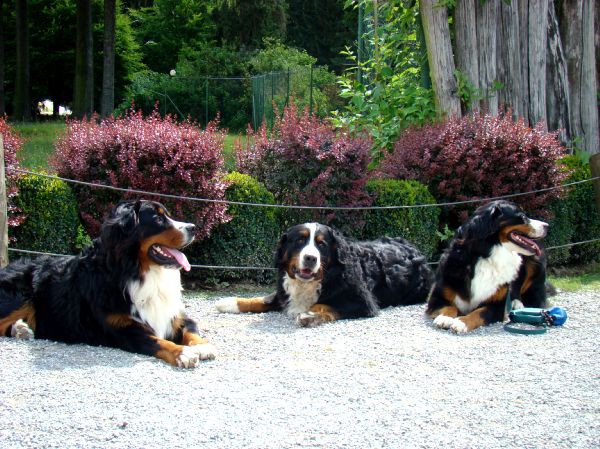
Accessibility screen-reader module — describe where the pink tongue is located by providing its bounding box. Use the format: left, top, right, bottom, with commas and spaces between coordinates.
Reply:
163, 247, 191, 272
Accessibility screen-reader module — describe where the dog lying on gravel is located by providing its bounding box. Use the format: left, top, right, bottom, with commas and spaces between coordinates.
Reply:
0, 199, 216, 368
216, 222, 434, 326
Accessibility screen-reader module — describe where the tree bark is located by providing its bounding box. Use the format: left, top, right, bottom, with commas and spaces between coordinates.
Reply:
454, 0, 479, 113
527, 0, 548, 128
14, 0, 31, 121
101, 0, 116, 118
546, 0, 572, 144
580, 0, 599, 154
74, 0, 94, 119
0, 0, 5, 116
476, 0, 498, 115
560, 0, 599, 154
517, 0, 530, 124
420, 0, 461, 119
497, 0, 526, 119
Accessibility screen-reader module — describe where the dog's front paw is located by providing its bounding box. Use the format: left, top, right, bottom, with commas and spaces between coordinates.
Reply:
177, 343, 217, 368
511, 299, 524, 310
296, 312, 324, 327
433, 315, 458, 330
11, 319, 34, 340
215, 297, 240, 314
449, 319, 468, 334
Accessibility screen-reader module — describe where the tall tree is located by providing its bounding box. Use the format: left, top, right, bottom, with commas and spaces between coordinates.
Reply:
0, 0, 5, 116
420, 0, 461, 118
14, 0, 31, 120
101, 0, 116, 117
74, 0, 94, 118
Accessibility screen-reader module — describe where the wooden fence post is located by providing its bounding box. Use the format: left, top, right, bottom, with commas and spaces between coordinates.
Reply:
0, 134, 8, 267
590, 153, 600, 219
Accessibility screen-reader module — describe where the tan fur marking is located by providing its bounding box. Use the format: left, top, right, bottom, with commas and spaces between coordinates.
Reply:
237, 297, 278, 313
182, 331, 207, 346
106, 313, 135, 328
456, 308, 487, 332
0, 304, 36, 335
427, 305, 459, 319
520, 262, 536, 296
139, 228, 187, 273
152, 337, 185, 366
499, 223, 535, 244
307, 304, 340, 322
442, 287, 458, 303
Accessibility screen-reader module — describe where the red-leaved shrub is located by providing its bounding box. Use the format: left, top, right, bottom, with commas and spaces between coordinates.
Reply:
375, 113, 569, 225
52, 110, 229, 238
236, 104, 372, 233
0, 117, 24, 227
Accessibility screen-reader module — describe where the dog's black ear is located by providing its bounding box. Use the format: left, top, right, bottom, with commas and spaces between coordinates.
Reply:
331, 228, 352, 266
274, 233, 288, 268
101, 201, 139, 248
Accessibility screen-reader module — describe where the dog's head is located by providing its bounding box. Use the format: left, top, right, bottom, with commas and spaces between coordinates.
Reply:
275, 223, 342, 283
101, 199, 196, 272
456, 200, 548, 256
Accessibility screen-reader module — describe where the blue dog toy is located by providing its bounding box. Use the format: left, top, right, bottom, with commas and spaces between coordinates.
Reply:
504, 305, 568, 335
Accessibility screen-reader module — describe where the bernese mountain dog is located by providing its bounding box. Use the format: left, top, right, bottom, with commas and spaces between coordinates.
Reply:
426, 200, 549, 333
0, 199, 216, 368
216, 223, 434, 326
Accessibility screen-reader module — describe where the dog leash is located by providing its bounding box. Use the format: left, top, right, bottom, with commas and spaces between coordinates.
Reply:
503, 290, 568, 335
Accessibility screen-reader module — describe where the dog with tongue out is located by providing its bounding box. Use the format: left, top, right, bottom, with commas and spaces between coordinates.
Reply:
0, 199, 216, 368
426, 200, 550, 333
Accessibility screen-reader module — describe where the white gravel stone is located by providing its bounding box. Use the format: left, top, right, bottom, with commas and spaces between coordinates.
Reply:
0, 288, 598, 449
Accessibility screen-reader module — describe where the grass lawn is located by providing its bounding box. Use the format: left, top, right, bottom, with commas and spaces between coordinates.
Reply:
14, 121, 66, 170
549, 263, 600, 292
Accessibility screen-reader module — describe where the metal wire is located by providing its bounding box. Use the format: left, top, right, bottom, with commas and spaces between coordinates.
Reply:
8, 237, 600, 270
8, 168, 600, 211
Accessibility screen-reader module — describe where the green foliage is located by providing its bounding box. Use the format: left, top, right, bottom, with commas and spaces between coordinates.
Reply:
3, 0, 143, 117
130, 0, 214, 73
332, 0, 436, 158
546, 156, 600, 266
10, 174, 90, 254
190, 172, 279, 283
363, 179, 440, 259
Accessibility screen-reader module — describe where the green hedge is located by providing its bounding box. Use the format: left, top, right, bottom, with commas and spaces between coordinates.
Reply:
363, 179, 441, 259
546, 156, 600, 266
188, 172, 279, 284
10, 174, 90, 255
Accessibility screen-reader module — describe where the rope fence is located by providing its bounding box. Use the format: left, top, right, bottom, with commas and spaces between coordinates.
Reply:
4, 167, 600, 271
9, 168, 600, 211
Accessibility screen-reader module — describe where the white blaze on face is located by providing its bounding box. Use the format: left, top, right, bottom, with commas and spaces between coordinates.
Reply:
529, 219, 548, 238
298, 223, 321, 272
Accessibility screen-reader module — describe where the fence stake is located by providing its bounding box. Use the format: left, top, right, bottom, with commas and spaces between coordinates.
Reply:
590, 153, 600, 218
0, 135, 8, 268
309, 65, 314, 115
205, 77, 209, 126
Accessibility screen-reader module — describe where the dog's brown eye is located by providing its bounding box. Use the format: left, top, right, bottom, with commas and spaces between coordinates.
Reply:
317, 240, 327, 248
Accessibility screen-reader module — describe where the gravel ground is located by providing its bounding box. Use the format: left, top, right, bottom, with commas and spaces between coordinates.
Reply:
0, 288, 599, 449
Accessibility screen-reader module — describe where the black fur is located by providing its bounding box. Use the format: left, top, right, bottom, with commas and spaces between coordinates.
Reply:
426, 200, 549, 332
0, 200, 208, 366
269, 223, 434, 320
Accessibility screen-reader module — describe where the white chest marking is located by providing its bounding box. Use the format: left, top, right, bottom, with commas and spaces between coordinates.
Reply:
127, 266, 184, 339
282, 273, 322, 317
454, 245, 522, 314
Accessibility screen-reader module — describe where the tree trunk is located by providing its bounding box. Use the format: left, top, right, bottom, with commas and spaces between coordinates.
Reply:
580, 0, 599, 154
74, 0, 94, 119
527, 0, 548, 128
454, 0, 479, 113
497, 0, 526, 119
101, 0, 116, 118
560, 0, 599, 154
14, 0, 31, 121
420, 0, 461, 119
476, 0, 498, 115
518, 0, 530, 124
0, 0, 5, 116
546, 0, 572, 144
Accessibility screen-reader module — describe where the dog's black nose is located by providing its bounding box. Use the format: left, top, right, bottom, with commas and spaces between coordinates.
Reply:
303, 254, 317, 267
185, 224, 196, 234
